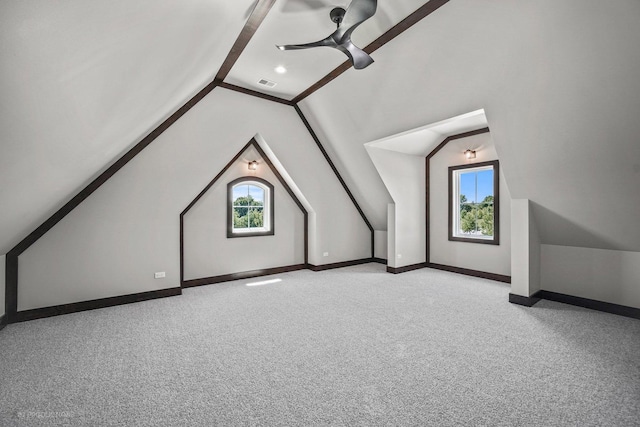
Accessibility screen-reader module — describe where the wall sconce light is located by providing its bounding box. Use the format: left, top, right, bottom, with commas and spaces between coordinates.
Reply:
248, 160, 258, 170
464, 149, 476, 159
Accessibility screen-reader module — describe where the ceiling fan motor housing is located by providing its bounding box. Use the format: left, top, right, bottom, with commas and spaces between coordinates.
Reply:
330, 7, 346, 24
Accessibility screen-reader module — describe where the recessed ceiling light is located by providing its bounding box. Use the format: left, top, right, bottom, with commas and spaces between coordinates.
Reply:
274, 66, 287, 74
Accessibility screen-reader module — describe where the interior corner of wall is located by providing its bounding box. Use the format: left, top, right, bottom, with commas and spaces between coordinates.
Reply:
374, 230, 388, 260
307, 212, 318, 265
387, 204, 396, 268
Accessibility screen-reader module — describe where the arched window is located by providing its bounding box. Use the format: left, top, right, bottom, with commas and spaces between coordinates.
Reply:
227, 177, 274, 238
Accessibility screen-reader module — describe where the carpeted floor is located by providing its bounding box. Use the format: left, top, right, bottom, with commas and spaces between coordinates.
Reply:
0, 263, 639, 426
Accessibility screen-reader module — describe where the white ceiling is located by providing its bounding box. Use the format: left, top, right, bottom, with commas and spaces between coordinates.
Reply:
365, 109, 488, 156
225, 0, 429, 99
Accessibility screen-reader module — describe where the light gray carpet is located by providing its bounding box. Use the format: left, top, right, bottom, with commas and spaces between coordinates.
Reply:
0, 263, 639, 426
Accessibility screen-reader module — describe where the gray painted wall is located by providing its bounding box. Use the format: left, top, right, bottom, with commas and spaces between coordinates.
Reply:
429, 133, 511, 276
541, 245, 640, 309
183, 144, 305, 280
367, 147, 425, 268
18, 88, 370, 311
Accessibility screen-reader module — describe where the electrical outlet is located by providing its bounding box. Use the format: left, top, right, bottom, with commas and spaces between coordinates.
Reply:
397, 254, 402, 259
323, 252, 329, 257
154, 272, 166, 279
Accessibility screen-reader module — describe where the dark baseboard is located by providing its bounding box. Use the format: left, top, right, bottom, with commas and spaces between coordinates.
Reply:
0, 314, 7, 331
308, 258, 374, 272
538, 290, 640, 320
182, 264, 307, 288
427, 263, 511, 283
14, 287, 182, 323
509, 292, 542, 307
371, 258, 387, 265
387, 262, 428, 274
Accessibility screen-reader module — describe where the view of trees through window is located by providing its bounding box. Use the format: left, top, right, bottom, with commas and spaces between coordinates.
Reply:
458, 169, 494, 237
232, 184, 264, 230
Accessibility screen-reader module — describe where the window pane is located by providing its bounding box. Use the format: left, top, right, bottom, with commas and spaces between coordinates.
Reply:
233, 185, 249, 203
478, 207, 494, 236
248, 185, 265, 205
249, 207, 264, 228
459, 204, 477, 234
233, 207, 248, 228
476, 170, 494, 204
459, 172, 477, 203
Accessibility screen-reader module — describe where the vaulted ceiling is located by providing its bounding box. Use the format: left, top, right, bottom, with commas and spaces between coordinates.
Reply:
2, 0, 640, 255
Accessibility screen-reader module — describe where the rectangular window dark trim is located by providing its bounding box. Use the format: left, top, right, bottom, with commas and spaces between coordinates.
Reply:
227, 176, 275, 238
448, 160, 500, 245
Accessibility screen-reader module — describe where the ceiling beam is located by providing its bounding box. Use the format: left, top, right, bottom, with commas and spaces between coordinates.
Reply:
219, 82, 294, 106
215, 0, 278, 81
292, 0, 450, 104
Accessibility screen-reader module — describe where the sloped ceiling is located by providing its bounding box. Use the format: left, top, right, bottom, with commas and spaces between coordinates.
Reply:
2, 0, 640, 255
0, 0, 256, 254
301, 0, 640, 252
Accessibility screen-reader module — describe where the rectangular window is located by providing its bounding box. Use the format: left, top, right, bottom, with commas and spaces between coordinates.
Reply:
449, 160, 499, 244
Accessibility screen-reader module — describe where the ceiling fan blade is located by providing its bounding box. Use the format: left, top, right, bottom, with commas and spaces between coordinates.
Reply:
277, 0, 377, 70
338, 41, 374, 69
276, 36, 336, 51
340, 0, 377, 33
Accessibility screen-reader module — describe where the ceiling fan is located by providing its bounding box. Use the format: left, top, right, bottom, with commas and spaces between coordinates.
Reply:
276, 0, 377, 70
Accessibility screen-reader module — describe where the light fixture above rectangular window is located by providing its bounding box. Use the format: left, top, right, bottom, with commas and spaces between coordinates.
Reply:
464, 149, 476, 159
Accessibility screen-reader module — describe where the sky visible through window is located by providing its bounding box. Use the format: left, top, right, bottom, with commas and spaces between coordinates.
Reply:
233, 185, 264, 204
460, 170, 493, 203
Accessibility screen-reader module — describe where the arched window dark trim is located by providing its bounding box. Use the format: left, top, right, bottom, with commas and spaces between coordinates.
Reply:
227, 176, 274, 238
